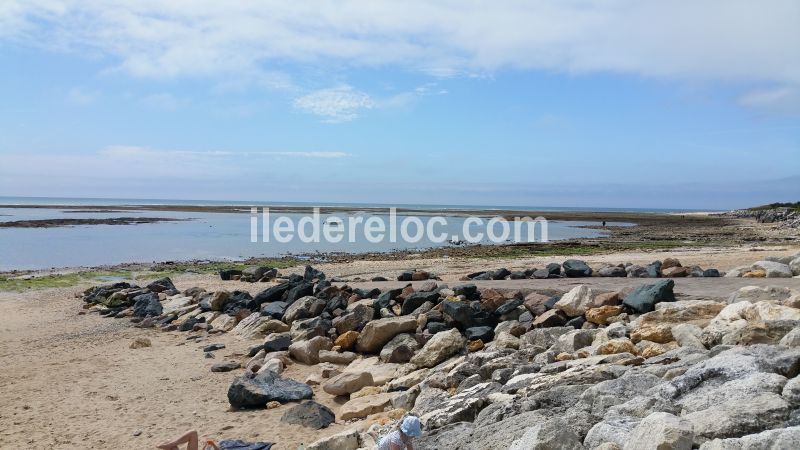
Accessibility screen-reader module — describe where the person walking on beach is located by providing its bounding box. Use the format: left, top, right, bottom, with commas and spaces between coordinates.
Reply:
377, 415, 423, 450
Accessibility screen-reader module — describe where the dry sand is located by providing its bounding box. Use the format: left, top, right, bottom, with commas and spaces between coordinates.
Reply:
1, 243, 799, 449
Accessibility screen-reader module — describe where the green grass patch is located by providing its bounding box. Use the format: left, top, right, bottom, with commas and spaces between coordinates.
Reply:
749, 202, 800, 211
456, 240, 705, 260
0, 257, 301, 292
0, 270, 131, 292
146, 257, 300, 275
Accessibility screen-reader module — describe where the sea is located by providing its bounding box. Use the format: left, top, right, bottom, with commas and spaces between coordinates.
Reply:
0, 196, 706, 271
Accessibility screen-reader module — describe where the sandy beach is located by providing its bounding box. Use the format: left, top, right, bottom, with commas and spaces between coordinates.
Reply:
2, 235, 800, 449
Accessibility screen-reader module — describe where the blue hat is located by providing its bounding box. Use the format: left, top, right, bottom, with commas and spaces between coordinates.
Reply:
400, 416, 422, 437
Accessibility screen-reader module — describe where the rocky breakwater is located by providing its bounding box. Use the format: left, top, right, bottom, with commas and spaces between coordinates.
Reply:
728, 207, 800, 229
723, 251, 800, 279
80, 257, 800, 449
461, 257, 724, 280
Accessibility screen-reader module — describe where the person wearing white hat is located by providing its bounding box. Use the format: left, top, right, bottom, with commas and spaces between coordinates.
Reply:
377, 415, 422, 450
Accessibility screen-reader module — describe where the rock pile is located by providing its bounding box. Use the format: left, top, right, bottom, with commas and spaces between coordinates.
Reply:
724, 252, 800, 278
80, 258, 800, 449
728, 207, 800, 229
461, 257, 723, 280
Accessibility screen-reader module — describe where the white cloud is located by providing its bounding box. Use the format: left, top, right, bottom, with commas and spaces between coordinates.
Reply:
1, 0, 797, 86
293, 86, 374, 122
738, 86, 800, 115
293, 83, 446, 122
100, 146, 351, 159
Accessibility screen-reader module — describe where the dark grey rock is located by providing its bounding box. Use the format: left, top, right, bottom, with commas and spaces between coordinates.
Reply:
223, 290, 256, 315
303, 265, 325, 281
219, 269, 243, 280
280, 400, 334, 429
622, 279, 675, 313
285, 282, 314, 304
646, 261, 662, 278
375, 288, 403, 310
264, 333, 292, 352
261, 301, 289, 319
253, 283, 291, 305
402, 291, 441, 315
132, 293, 163, 318
146, 277, 177, 294
211, 361, 241, 372
562, 259, 592, 277
491, 268, 511, 280
532, 269, 550, 279
465, 326, 494, 342
454, 284, 479, 299
427, 322, 451, 334
494, 298, 523, 316
227, 371, 313, 408
546, 263, 561, 276
598, 266, 626, 277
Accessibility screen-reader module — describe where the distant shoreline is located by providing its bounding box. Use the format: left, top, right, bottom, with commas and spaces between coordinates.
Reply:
0, 203, 693, 223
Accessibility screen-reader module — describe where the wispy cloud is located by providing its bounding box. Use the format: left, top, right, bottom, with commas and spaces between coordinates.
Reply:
738, 86, 800, 115
101, 146, 351, 159
2, 1, 797, 86
293, 83, 447, 122
293, 86, 374, 122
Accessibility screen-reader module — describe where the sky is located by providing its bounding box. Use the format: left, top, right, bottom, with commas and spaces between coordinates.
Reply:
0, 0, 799, 210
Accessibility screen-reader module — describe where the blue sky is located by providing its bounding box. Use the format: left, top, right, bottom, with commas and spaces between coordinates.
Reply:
0, 1, 799, 209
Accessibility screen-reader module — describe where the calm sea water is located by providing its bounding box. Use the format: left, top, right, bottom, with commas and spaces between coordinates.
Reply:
0, 196, 698, 271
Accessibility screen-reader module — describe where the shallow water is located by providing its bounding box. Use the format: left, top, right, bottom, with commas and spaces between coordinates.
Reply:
0, 207, 631, 270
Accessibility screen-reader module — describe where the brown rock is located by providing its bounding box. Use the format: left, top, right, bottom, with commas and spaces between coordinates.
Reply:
662, 258, 682, 270
523, 293, 551, 316
532, 309, 567, 328
479, 288, 506, 312
468, 339, 484, 352
662, 266, 690, 278
555, 352, 573, 361
597, 338, 636, 355
592, 291, 622, 307
631, 325, 673, 344
633, 301, 723, 343
335, 330, 359, 350
585, 305, 624, 325
398, 285, 415, 300
638, 341, 678, 358
743, 270, 767, 278
411, 271, 430, 281
351, 385, 383, 399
